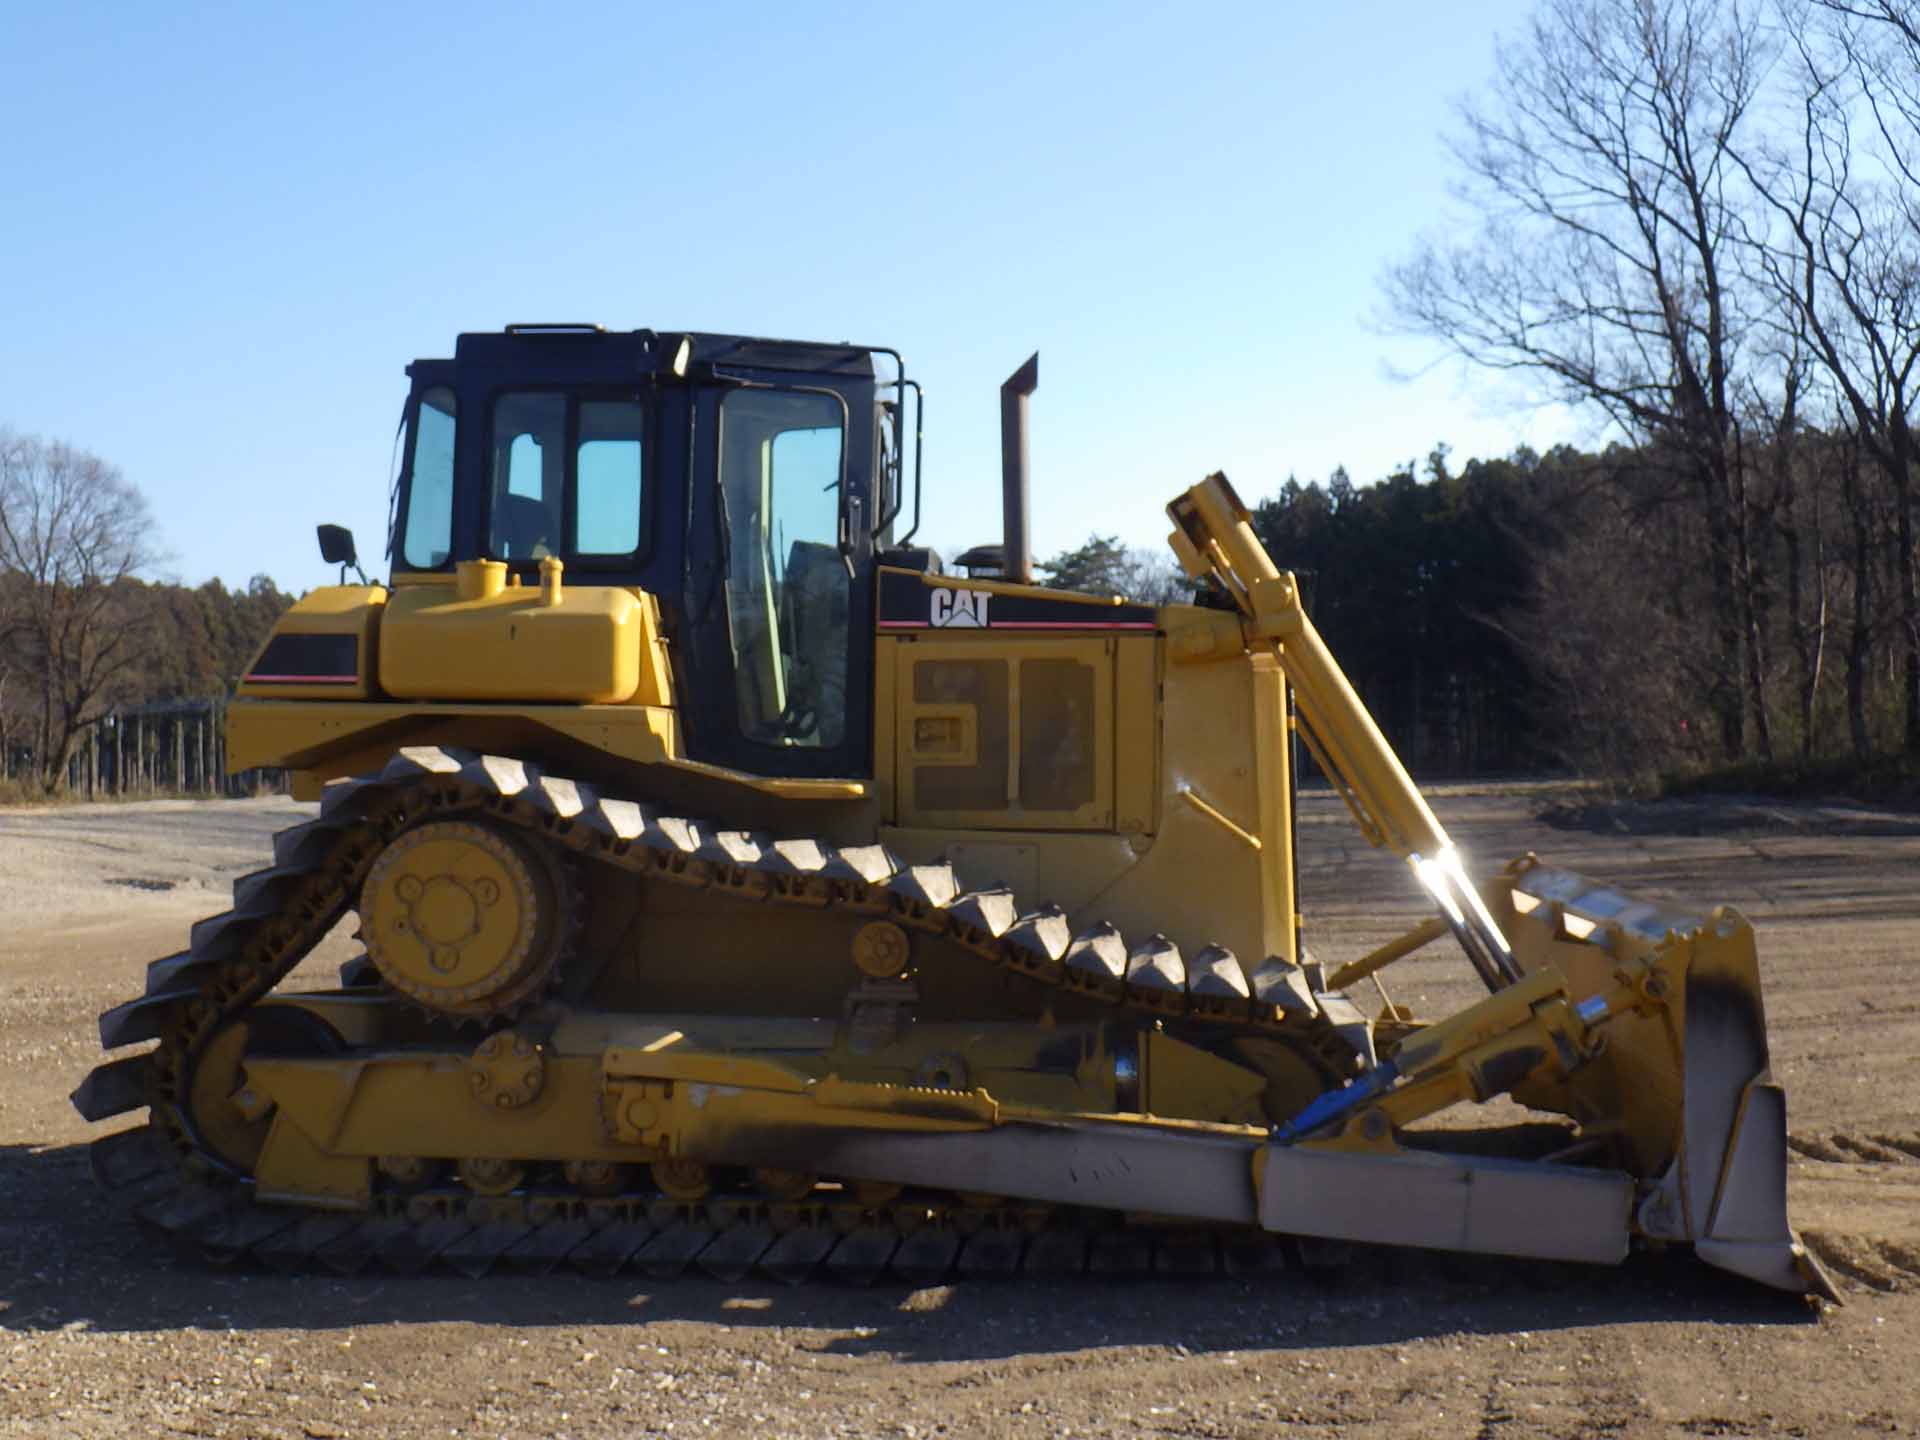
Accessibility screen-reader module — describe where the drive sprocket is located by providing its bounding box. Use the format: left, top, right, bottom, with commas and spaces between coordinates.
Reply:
361, 817, 568, 1021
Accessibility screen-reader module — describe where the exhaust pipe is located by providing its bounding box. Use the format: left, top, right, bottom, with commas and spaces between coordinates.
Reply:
1000, 353, 1039, 584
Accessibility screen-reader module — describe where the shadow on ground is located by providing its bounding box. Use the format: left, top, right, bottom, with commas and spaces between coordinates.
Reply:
0, 1142, 1818, 1357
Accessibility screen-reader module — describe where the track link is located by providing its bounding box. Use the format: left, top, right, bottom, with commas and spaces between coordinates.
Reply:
89, 1118, 1295, 1280
75, 745, 1367, 1277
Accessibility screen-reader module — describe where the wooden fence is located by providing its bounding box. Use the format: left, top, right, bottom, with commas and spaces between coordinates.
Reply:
50, 700, 284, 799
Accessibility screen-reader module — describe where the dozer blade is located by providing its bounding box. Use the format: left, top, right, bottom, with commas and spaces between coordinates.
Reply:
1670, 950, 1837, 1299
1487, 862, 1839, 1300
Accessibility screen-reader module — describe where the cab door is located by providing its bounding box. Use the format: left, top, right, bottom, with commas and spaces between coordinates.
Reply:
679, 377, 876, 778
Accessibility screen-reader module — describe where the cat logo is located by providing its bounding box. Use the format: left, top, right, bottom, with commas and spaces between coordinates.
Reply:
929, 587, 991, 628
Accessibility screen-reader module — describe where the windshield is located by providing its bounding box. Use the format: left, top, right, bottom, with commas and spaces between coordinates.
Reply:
400, 385, 457, 570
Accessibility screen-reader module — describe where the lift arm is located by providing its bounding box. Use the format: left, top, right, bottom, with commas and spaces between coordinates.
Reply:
1167, 473, 1520, 990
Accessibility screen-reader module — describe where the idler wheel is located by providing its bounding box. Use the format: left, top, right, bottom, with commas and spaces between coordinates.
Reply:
186, 1007, 344, 1174
361, 820, 564, 1020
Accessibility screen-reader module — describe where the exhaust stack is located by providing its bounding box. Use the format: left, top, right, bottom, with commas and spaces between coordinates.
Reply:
1000, 353, 1038, 584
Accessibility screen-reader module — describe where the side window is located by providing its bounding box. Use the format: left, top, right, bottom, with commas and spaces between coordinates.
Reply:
489, 393, 566, 560
575, 400, 645, 556
401, 386, 456, 569
718, 389, 849, 749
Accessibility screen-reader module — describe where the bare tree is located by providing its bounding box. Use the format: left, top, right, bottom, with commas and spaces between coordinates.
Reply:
1383, 0, 1778, 760
1833, 425, 1891, 752
0, 430, 157, 790
1504, 473, 1723, 779
0, 657, 14, 782
1810, 2, 1920, 184
1742, 0, 1920, 751
1732, 329, 1829, 755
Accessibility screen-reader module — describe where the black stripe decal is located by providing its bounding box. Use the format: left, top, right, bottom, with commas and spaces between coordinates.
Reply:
246, 633, 359, 683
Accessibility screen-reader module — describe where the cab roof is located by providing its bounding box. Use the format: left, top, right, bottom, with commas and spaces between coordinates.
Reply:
406, 325, 880, 380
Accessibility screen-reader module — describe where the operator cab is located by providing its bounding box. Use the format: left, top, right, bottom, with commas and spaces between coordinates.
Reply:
378, 324, 922, 782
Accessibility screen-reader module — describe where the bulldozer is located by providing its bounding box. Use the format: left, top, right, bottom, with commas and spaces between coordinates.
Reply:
74, 325, 1834, 1297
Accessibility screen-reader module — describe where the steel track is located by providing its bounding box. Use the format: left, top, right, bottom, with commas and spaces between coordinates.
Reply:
74, 745, 1365, 1279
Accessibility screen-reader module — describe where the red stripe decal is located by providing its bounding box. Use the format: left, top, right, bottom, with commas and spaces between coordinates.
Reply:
987, 621, 1158, 630
877, 620, 1156, 631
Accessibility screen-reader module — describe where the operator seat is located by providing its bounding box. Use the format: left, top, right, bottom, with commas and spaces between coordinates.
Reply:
495, 493, 553, 560
783, 539, 849, 746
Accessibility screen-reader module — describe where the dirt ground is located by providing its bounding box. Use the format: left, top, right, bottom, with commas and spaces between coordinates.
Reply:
2, 786, 1917, 1438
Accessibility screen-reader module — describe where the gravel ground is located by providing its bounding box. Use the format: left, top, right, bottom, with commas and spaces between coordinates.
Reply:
2, 786, 1916, 1438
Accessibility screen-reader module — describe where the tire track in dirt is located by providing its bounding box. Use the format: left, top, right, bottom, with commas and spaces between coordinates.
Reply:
1799, 1229, 1920, 1294
1462, 1327, 1653, 1438
1788, 1130, 1920, 1164
1787, 1130, 1920, 1293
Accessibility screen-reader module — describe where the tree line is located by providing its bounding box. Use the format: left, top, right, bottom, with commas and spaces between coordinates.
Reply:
1255, 430, 1914, 778
1043, 418, 1914, 781
0, 429, 293, 794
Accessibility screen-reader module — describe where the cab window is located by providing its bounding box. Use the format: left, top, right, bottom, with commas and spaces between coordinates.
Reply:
575, 400, 645, 555
401, 386, 456, 569
489, 393, 567, 561
717, 389, 849, 749
488, 392, 648, 564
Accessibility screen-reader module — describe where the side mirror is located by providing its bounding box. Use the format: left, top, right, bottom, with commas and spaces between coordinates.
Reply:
317, 523, 370, 585
317, 524, 358, 566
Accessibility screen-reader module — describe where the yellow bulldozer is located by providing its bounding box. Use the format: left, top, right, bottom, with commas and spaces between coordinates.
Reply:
75, 326, 1833, 1296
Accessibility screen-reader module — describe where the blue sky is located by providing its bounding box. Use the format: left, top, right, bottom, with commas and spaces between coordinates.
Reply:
0, 1, 1581, 594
